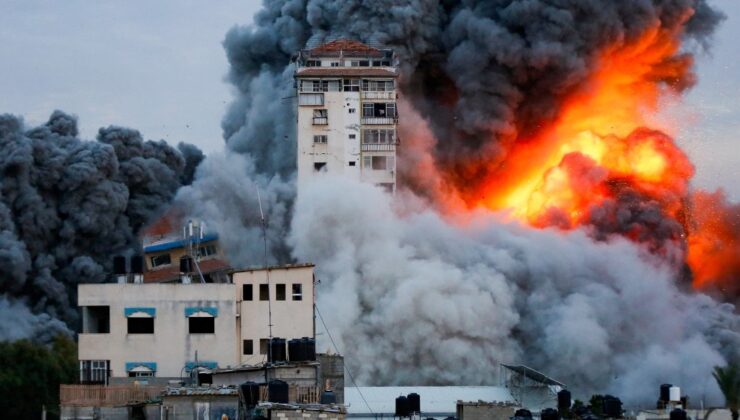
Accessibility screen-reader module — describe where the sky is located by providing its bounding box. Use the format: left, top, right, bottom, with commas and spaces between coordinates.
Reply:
0, 0, 738, 199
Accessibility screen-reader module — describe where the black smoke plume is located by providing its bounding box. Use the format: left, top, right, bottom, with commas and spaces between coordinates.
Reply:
0, 111, 202, 341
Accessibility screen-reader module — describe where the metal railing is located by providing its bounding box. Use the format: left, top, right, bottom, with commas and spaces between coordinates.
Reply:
361, 117, 397, 125
361, 143, 397, 151
258, 385, 321, 404
360, 91, 396, 100
60, 384, 164, 407
312, 117, 328, 125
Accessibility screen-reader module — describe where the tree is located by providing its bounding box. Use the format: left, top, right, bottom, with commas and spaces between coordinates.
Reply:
0, 336, 77, 420
713, 364, 740, 420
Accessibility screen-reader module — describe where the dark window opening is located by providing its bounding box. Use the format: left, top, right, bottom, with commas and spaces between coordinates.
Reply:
83, 306, 110, 334
127, 317, 154, 334
128, 370, 154, 378
276, 284, 286, 301
349, 161, 356, 167
150, 254, 171, 268
259, 284, 269, 301
349, 134, 356, 139
260, 338, 269, 355
243, 284, 253, 301
188, 317, 215, 334
243, 339, 254, 355
292, 284, 303, 301
198, 372, 213, 385
314, 162, 327, 172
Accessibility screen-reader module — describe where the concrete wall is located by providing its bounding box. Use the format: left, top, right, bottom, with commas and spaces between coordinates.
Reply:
212, 364, 318, 387
161, 395, 238, 420
61, 404, 160, 420
232, 265, 315, 365
269, 408, 345, 420
457, 402, 518, 420
317, 354, 344, 404
78, 283, 238, 379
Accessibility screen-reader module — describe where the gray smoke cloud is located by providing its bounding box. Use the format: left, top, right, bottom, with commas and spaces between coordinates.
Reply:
0, 111, 203, 341
175, 0, 740, 406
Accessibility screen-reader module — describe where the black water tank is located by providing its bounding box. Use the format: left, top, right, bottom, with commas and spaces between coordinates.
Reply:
320, 390, 337, 404
558, 389, 571, 411
269, 338, 287, 363
288, 338, 304, 362
268, 380, 289, 403
660, 384, 672, 402
395, 395, 410, 417
669, 408, 687, 420
407, 393, 420, 413
301, 337, 316, 360
514, 408, 533, 418
603, 395, 623, 418
541, 408, 558, 420
180, 256, 192, 273
113, 255, 126, 274
239, 381, 261, 407
130, 255, 144, 274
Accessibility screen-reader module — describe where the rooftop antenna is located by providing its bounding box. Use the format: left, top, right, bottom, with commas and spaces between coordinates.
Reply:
184, 220, 206, 284
257, 187, 274, 366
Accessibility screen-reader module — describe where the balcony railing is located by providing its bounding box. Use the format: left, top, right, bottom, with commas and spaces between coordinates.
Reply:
361, 91, 396, 100
361, 143, 397, 152
361, 117, 397, 125
312, 117, 328, 125
60, 384, 164, 407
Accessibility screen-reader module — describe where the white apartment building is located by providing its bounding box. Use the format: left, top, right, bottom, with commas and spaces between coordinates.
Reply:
295, 39, 399, 193
77, 264, 315, 384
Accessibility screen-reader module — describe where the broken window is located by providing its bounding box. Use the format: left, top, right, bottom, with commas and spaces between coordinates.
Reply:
314, 162, 327, 172
82, 306, 110, 334
243, 339, 254, 355
243, 284, 253, 301
260, 338, 269, 355
313, 135, 327, 144
197, 244, 217, 257
276, 284, 286, 301
259, 284, 269, 300
127, 318, 154, 334
292, 284, 303, 301
188, 317, 214, 334
150, 254, 171, 268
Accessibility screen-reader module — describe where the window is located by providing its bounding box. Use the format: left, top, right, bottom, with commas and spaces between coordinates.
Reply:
299, 93, 324, 106
364, 155, 395, 171
314, 162, 327, 172
188, 317, 215, 334
378, 183, 395, 193
349, 161, 356, 167
363, 129, 395, 144
129, 370, 154, 378
313, 135, 327, 144
243, 284, 253, 301
343, 79, 360, 92
259, 284, 269, 300
260, 339, 269, 355
292, 284, 303, 301
243, 339, 254, 355
363, 103, 396, 118
127, 318, 154, 334
82, 306, 110, 333
197, 244, 217, 257
330, 61, 340, 67
349, 134, 356, 139
276, 283, 286, 301
305, 60, 321, 67
80, 360, 110, 384
150, 254, 171, 268
312, 109, 328, 125
361, 80, 395, 91
348, 108, 356, 114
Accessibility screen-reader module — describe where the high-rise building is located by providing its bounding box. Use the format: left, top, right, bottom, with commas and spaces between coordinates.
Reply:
295, 39, 399, 192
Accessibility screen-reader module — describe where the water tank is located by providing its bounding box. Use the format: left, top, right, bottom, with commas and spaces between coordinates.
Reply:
603, 395, 623, 418
269, 338, 287, 363
268, 380, 289, 403
407, 393, 420, 413
239, 381, 261, 407
514, 408, 533, 418
301, 337, 316, 361
130, 255, 144, 274
669, 386, 681, 402
669, 408, 687, 420
540, 408, 558, 420
113, 255, 126, 274
660, 384, 672, 402
320, 390, 337, 404
179, 256, 192, 273
558, 389, 571, 410
288, 338, 304, 362
395, 395, 410, 417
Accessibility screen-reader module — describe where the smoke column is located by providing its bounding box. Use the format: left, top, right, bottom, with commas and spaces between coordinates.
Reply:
0, 111, 202, 341
184, 0, 740, 406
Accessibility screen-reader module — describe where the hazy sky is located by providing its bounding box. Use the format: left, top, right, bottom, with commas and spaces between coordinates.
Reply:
0, 0, 738, 199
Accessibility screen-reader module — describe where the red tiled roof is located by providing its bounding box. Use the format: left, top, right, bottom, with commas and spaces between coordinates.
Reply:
143, 258, 231, 283
142, 208, 184, 238
310, 39, 383, 57
296, 68, 397, 77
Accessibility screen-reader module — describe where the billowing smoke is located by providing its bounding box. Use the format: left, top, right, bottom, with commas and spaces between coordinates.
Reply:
0, 111, 203, 341
187, 0, 740, 406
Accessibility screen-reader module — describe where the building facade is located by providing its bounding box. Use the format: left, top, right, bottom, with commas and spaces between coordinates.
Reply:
295, 39, 399, 192
77, 264, 315, 384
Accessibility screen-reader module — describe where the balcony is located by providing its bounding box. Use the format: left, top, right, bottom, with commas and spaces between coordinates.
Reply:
361, 143, 397, 152
361, 91, 396, 100
361, 117, 397, 125
299, 93, 324, 106
312, 117, 328, 125
60, 384, 164, 407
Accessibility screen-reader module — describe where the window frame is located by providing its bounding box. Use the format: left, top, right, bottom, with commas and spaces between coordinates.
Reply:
188, 317, 215, 334
127, 317, 154, 334
259, 284, 269, 301
292, 283, 303, 301
276, 283, 286, 301
150, 253, 171, 268
243, 284, 253, 301
243, 339, 254, 355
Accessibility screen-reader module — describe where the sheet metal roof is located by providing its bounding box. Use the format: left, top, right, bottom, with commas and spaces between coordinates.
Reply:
143, 232, 219, 253
344, 386, 515, 416
501, 364, 565, 387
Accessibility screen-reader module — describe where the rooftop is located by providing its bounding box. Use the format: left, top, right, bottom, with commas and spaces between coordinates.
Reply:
144, 258, 231, 283
309, 39, 384, 57
295, 68, 397, 78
